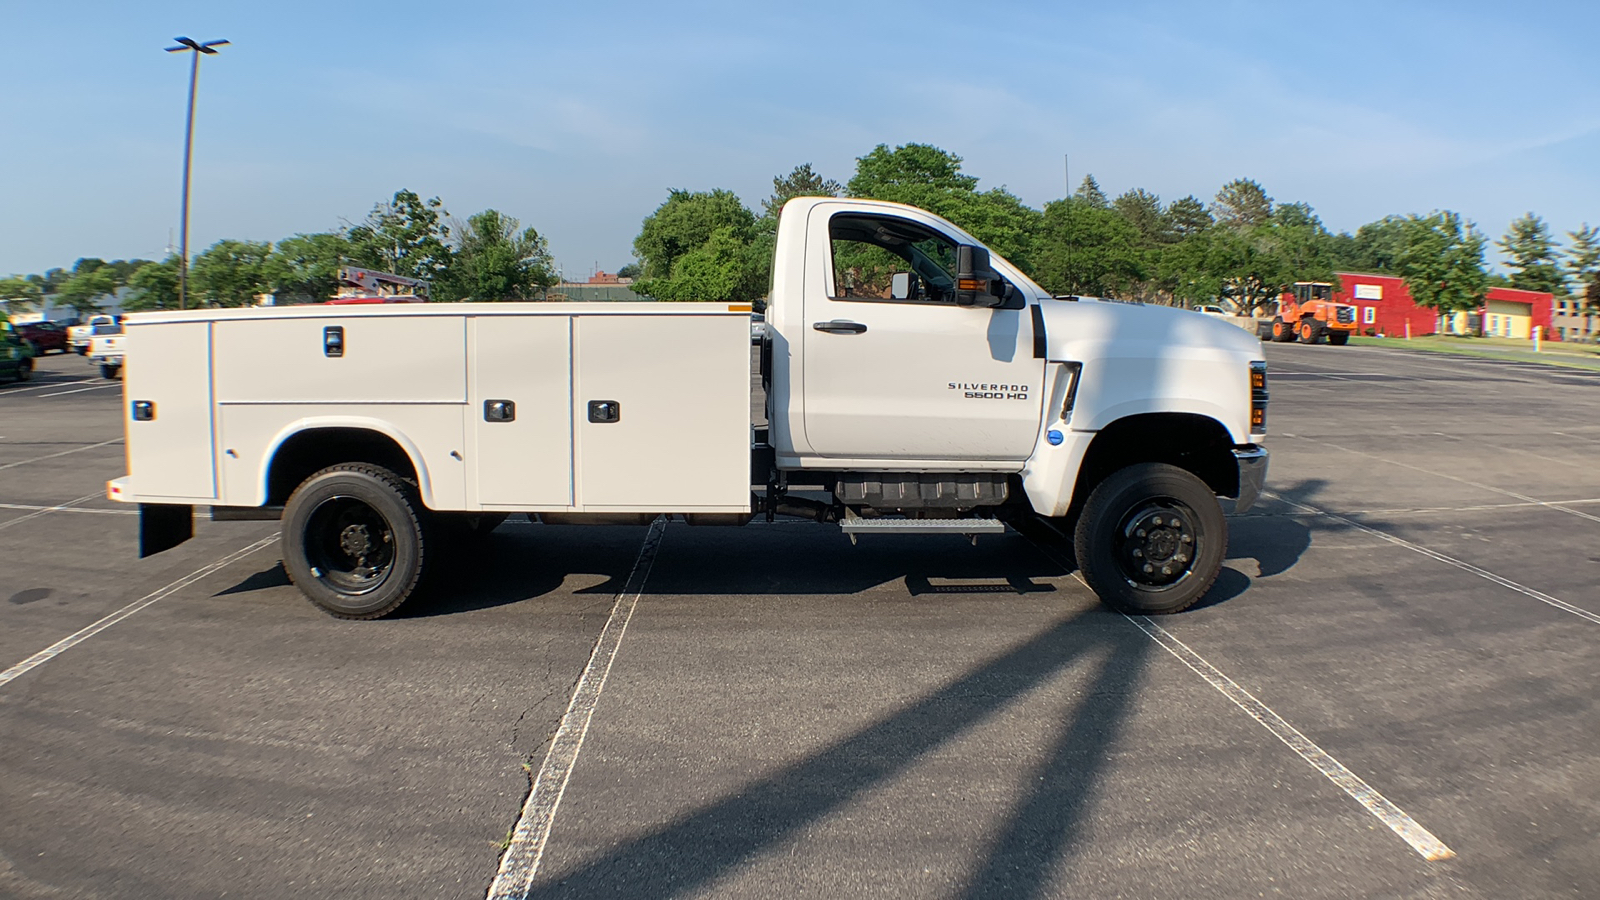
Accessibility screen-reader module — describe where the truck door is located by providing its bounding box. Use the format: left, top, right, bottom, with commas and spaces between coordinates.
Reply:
801, 208, 1045, 462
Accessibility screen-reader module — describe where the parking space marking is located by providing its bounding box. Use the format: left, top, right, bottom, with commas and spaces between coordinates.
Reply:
37, 384, 122, 398
1124, 614, 1455, 861
1267, 491, 1600, 626
0, 536, 278, 689
1284, 434, 1600, 526
0, 378, 105, 396
0, 502, 137, 516
488, 516, 667, 900
0, 493, 100, 532
0, 438, 123, 472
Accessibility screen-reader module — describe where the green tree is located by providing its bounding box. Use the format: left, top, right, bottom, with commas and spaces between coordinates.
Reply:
642, 227, 754, 303
270, 233, 351, 303
1333, 216, 1409, 273
1563, 223, 1599, 307
846, 143, 1041, 270
1165, 196, 1212, 236
57, 268, 117, 315
1032, 198, 1145, 297
1213, 178, 1273, 230
761, 163, 843, 220
615, 263, 641, 280
1206, 226, 1293, 316
1497, 212, 1565, 294
0, 276, 43, 307
27, 268, 71, 295
439, 209, 557, 301
1073, 175, 1109, 209
344, 189, 452, 281
1112, 188, 1171, 245
124, 257, 183, 310
632, 189, 759, 303
191, 239, 277, 307
1398, 211, 1489, 317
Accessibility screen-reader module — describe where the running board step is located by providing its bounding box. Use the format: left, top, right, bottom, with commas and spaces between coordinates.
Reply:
838, 518, 1007, 535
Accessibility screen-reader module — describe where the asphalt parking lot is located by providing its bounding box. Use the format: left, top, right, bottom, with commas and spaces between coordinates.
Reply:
2, 343, 1597, 899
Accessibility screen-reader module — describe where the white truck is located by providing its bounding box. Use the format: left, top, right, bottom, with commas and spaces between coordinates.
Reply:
88, 322, 125, 379
69, 314, 121, 355
108, 198, 1268, 619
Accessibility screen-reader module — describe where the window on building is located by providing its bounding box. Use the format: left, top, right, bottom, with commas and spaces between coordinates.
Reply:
1363, 306, 1376, 324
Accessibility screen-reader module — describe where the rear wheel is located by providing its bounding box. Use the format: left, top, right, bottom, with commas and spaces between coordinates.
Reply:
1327, 331, 1349, 346
282, 463, 431, 619
1073, 463, 1226, 615
17, 359, 32, 382
100, 364, 120, 379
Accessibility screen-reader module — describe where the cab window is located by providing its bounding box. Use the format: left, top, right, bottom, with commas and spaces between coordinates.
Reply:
829, 215, 959, 304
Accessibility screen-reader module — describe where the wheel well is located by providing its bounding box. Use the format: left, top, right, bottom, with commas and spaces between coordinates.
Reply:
267, 428, 419, 505
1072, 414, 1238, 510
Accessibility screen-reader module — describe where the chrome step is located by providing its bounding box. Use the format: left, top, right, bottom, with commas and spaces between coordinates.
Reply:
838, 517, 1007, 535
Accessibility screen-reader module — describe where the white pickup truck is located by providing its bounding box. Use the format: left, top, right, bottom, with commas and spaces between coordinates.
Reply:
87, 322, 125, 379
109, 198, 1268, 619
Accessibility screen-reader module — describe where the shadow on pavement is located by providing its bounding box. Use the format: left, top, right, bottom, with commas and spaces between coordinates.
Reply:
527, 605, 1151, 900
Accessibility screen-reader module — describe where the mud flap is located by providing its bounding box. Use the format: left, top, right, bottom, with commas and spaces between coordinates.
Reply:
139, 503, 193, 557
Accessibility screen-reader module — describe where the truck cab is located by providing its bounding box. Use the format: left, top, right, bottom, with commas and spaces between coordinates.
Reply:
110, 198, 1268, 621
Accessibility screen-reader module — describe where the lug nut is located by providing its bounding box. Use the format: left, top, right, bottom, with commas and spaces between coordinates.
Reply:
1181, 534, 1192, 543
1152, 517, 1163, 526
1161, 566, 1171, 575
1143, 564, 1154, 573
1132, 548, 1143, 557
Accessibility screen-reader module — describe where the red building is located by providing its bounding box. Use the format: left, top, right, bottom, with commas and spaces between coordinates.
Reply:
1332, 273, 1555, 340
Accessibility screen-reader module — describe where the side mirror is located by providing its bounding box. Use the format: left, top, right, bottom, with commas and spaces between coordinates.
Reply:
890, 271, 919, 300
955, 245, 1012, 308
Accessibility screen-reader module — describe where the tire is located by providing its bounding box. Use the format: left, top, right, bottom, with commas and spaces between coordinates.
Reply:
17, 359, 32, 382
1298, 320, 1324, 344
1270, 317, 1295, 342
100, 364, 121, 379
1073, 462, 1227, 615
281, 463, 432, 619
1327, 331, 1349, 346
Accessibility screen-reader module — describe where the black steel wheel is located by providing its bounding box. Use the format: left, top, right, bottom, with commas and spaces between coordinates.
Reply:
282, 463, 429, 619
1074, 463, 1227, 614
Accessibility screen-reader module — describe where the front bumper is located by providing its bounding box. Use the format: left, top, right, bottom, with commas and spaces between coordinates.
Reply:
1233, 445, 1269, 513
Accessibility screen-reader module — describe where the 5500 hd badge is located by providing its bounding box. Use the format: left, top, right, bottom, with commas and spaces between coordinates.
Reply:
949, 382, 1029, 400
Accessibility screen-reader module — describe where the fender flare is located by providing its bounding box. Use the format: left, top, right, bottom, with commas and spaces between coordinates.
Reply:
253, 416, 436, 507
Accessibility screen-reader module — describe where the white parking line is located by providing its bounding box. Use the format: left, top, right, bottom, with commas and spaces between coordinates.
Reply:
1015, 526, 1456, 862
0, 493, 100, 531
0, 535, 278, 689
37, 384, 121, 398
0, 379, 104, 396
1284, 434, 1600, 526
0, 438, 123, 472
1124, 614, 1455, 861
0, 502, 137, 516
488, 516, 667, 900
1266, 491, 1600, 626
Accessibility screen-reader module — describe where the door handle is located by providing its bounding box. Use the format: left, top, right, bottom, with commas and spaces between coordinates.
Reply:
813, 320, 867, 334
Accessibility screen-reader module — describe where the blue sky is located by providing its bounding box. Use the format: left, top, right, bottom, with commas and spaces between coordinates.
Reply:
3, 0, 1597, 278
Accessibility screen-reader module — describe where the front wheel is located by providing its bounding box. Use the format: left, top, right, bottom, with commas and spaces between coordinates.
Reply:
282, 463, 431, 619
1327, 331, 1349, 346
1270, 317, 1294, 342
1073, 463, 1227, 615
100, 364, 121, 379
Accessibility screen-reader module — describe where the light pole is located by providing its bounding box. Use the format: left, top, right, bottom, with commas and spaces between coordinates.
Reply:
165, 36, 228, 310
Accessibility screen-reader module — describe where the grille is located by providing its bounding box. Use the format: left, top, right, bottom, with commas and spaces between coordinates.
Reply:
1335, 306, 1356, 324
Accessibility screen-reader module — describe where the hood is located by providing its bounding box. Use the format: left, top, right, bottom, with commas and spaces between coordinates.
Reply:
1038, 297, 1262, 364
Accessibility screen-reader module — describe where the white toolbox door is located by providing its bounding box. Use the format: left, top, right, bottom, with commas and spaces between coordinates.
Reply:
213, 315, 465, 403
574, 314, 749, 510
472, 316, 573, 507
126, 321, 217, 500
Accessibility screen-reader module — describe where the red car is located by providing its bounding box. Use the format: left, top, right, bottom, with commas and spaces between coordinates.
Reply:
16, 320, 70, 355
